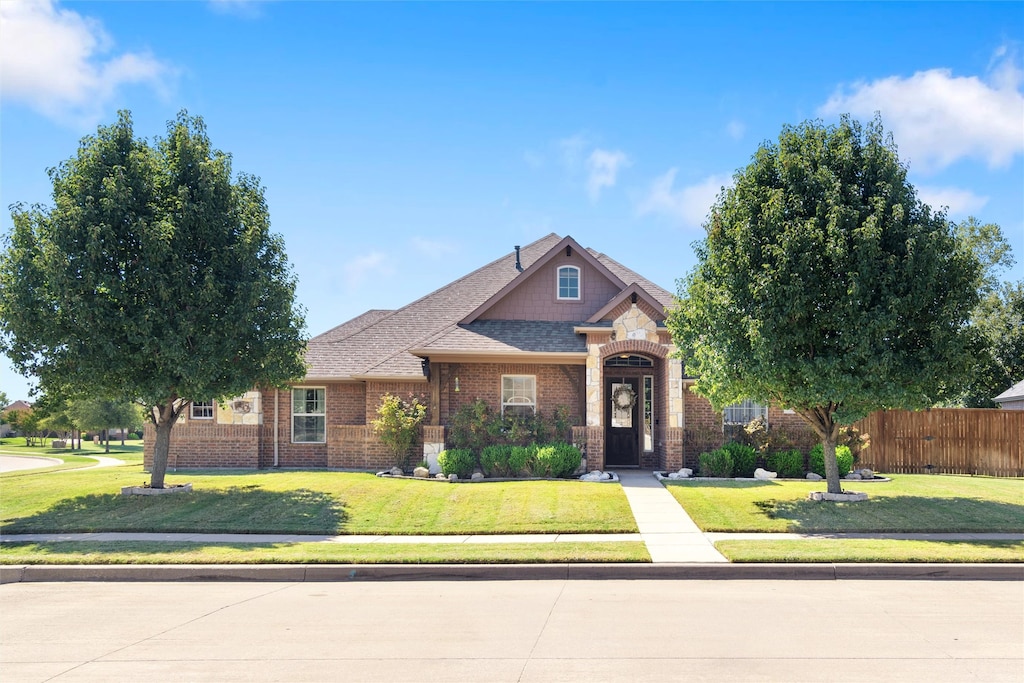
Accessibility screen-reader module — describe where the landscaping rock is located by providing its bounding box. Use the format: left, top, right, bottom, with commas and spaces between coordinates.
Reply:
667, 472, 680, 479
679, 468, 693, 477
471, 472, 484, 481
389, 466, 404, 477
448, 473, 458, 482
859, 468, 875, 479
580, 470, 615, 482
435, 473, 446, 480
754, 468, 777, 480
845, 472, 863, 480
808, 490, 868, 502
413, 467, 429, 478
806, 473, 823, 481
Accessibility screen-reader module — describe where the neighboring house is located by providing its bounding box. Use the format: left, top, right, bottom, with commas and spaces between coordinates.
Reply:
993, 380, 1024, 410
146, 234, 810, 471
1, 400, 33, 437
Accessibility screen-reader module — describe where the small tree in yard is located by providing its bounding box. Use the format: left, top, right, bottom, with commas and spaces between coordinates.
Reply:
371, 393, 427, 470
668, 116, 981, 495
0, 111, 307, 488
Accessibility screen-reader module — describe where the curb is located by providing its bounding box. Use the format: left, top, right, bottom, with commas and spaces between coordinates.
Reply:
2, 563, 1021, 584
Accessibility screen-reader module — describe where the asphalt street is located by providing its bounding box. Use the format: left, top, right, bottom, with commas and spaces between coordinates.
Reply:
2, 578, 1021, 682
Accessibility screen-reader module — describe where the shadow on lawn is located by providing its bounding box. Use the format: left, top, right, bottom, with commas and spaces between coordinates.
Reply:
2, 486, 346, 535
762, 496, 1024, 533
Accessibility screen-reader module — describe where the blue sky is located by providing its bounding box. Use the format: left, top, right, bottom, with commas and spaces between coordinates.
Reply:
2, 1, 1023, 402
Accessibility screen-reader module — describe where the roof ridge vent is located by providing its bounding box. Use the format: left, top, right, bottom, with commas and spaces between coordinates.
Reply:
514, 245, 523, 272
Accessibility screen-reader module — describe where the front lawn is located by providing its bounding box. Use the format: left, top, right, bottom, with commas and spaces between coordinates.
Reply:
0, 465, 638, 535
664, 476, 1024, 533
715, 539, 1024, 563
0, 540, 649, 564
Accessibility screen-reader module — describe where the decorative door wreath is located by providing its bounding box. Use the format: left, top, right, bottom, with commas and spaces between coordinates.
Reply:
612, 384, 637, 410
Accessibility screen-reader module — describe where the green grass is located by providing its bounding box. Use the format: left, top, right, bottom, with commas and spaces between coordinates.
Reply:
0, 465, 639, 535
663, 476, 1024, 533
0, 438, 144, 466
0, 541, 650, 564
715, 539, 1024, 563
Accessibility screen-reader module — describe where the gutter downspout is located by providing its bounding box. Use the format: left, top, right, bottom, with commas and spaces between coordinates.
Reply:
273, 389, 280, 467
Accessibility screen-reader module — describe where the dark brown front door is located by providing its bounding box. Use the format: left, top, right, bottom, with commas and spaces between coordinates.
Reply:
605, 377, 640, 467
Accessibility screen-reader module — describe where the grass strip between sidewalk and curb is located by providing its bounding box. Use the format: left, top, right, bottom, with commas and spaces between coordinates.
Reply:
715, 539, 1024, 563
0, 541, 651, 565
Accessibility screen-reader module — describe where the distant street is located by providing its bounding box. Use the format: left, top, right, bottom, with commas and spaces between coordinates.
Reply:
2, 578, 1021, 682
0, 456, 61, 473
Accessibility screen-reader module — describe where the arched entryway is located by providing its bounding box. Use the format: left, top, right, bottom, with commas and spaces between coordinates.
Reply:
604, 354, 656, 467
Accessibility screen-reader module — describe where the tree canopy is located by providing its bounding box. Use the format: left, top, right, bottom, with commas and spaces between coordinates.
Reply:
0, 110, 307, 487
667, 115, 981, 494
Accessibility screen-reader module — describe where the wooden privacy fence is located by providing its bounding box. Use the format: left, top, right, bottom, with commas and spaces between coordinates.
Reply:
854, 409, 1023, 477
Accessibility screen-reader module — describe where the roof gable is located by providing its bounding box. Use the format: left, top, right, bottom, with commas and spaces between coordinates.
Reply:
586, 282, 668, 324
461, 236, 627, 324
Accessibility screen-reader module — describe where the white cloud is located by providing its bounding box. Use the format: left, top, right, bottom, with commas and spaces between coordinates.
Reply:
557, 132, 591, 171
343, 252, 393, 289
411, 237, 456, 259
725, 119, 746, 141
636, 169, 732, 229
522, 149, 544, 169
916, 186, 990, 217
819, 49, 1024, 172
585, 148, 630, 201
208, 0, 270, 19
0, 0, 174, 126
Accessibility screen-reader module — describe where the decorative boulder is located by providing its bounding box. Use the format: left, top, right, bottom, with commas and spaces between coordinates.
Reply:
448, 473, 458, 482
845, 472, 863, 480
601, 471, 613, 480
580, 470, 612, 482
435, 473, 446, 480
471, 472, 484, 481
754, 468, 777, 480
859, 468, 875, 479
413, 467, 429, 478
806, 472, 823, 481
678, 468, 693, 477
668, 472, 681, 479
389, 466, 404, 477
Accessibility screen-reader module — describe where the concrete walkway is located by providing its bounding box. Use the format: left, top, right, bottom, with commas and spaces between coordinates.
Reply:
613, 470, 728, 562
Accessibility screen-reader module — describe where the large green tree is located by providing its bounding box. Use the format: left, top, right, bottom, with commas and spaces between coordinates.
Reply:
948, 217, 1021, 407
0, 111, 307, 487
668, 116, 981, 494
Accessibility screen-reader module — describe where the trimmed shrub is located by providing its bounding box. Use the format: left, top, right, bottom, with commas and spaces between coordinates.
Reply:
534, 443, 582, 478
479, 444, 513, 478
698, 448, 734, 477
767, 448, 804, 478
808, 444, 854, 477
721, 441, 757, 478
437, 448, 476, 478
508, 444, 536, 476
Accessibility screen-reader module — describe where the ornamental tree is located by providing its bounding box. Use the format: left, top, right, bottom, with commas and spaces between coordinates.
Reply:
667, 116, 981, 495
0, 111, 307, 488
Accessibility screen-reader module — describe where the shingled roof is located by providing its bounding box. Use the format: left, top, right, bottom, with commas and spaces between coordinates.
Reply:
304, 234, 672, 380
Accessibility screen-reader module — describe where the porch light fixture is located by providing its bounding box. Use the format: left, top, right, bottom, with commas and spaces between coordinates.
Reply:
454, 377, 460, 392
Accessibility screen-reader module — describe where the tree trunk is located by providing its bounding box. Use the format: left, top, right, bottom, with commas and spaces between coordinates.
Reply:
121, 428, 125, 447
151, 417, 173, 489
822, 436, 842, 494
104, 429, 110, 453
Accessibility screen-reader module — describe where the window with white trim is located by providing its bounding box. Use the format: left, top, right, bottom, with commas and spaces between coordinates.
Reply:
723, 399, 768, 426
501, 375, 536, 418
557, 266, 580, 300
292, 388, 326, 443
190, 401, 214, 420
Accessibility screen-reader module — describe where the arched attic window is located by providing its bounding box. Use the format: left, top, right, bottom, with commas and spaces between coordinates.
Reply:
557, 265, 580, 300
